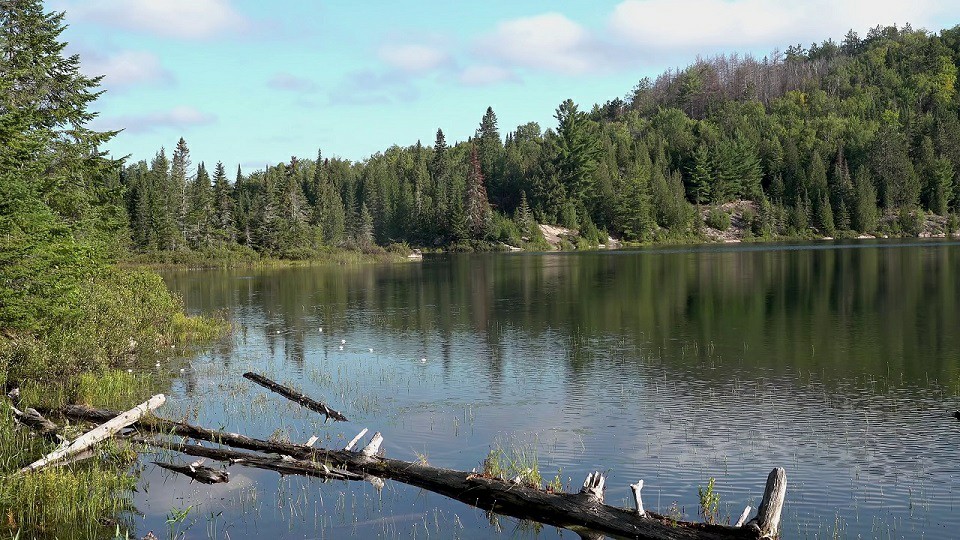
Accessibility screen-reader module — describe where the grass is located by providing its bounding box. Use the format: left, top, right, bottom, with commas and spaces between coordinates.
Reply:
481, 436, 544, 490
0, 264, 228, 539
124, 244, 414, 270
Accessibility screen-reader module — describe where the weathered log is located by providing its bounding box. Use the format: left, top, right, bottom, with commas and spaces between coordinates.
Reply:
242, 372, 347, 422
9, 404, 61, 441
630, 479, 647, 517
153, 459, 230, 484
734, 506, 752, 528
745, 468, 786, 538
60, 404, 322, 457
64, 406, 777, 540
344, 428, 368, 451
138, 437, 362, 481
19, 394, 165, 474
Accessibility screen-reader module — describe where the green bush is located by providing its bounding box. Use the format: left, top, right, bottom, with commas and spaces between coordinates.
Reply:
706, 209, 732, 231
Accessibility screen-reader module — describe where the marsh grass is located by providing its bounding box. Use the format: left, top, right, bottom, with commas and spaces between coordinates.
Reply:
0, 412, 139, 539
0, 265, 228, 539
481, 436, 544, 489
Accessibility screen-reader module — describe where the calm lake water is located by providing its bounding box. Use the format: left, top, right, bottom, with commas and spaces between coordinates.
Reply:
138, 240, 960, 539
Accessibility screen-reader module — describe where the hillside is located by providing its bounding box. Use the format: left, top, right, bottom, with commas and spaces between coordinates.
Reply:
121, 24, 960, 256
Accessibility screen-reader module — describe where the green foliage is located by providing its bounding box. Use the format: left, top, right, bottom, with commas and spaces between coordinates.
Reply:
481, 437, 543, 490
705, 208, 732, 231
698, 478, 721, 525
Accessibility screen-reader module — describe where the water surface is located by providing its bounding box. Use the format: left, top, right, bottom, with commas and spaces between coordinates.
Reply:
139, 240, 960, 539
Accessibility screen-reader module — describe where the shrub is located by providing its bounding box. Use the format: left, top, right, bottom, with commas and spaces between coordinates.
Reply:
706, 209, 732, 231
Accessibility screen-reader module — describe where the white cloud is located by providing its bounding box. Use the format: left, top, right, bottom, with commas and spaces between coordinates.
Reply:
609, 0, 946, 53
103, 106, 218, 134
478, 13, 603, 75
69, 0, 245, 39
327, 70, 419, 106
379, 44, 450, 73
268, 73, 319, 93
458, 65, 517, 87
81, 51, 173, 88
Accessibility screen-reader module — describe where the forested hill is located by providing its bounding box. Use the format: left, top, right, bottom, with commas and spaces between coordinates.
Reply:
123, 24, 960, 257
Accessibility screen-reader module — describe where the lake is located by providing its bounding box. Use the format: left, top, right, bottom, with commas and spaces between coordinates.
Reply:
137, 240, 960, 539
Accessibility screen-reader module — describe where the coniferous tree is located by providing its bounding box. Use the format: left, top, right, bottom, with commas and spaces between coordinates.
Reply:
211, 161, 235, 244
553, 99, 601, 211
476, 107, 505, 208
687, 144, 712, 204
170, 137, 191, 249
186, 162, 213, 248
852, 165, 878, 232
465, 145, 491, 239
148, 148, 175, 250
0, 0, 121, 327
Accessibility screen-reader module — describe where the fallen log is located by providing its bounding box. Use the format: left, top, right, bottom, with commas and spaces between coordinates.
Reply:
242, 372, 347, 422
153, 459, 230, 484
8, 404, 62, 441
61, 406, 785, 539
19, 394, 165, 474
138, 437, 362, 481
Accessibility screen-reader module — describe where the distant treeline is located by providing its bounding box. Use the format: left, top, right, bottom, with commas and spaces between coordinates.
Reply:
122, 24, 960, 257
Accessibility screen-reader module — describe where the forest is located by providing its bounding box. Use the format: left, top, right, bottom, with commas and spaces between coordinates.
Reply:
122, 23, 960, 258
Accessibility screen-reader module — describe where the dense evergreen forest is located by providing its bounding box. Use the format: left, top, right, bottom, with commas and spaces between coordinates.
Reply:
122, 24, 960, 257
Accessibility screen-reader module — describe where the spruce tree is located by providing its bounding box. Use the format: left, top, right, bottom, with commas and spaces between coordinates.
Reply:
852, 165, 878, 232
170, 137, 191, 249
211, 161, 235, 244
553, 99, 601, 210
465, 145, 491, 239
0, 0, 120, 327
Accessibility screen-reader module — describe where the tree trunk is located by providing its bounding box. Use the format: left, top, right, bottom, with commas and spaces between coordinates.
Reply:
242, 372, 347, 421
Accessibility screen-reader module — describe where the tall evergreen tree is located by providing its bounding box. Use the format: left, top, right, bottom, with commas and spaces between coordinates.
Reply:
170, 137, 191, 249
476, 107, 505, 208
553, 99, 601, 210
465, 145, 491, 239
211, 161, 235, 244
0, 0, 120, 327
852, 165, 878, 232
186, 161, 213, 248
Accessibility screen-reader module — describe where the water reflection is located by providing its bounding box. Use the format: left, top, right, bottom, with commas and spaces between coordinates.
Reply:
147, 240, 960, 539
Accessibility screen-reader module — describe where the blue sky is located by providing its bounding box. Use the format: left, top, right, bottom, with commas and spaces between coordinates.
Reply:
51, 0, 960, 173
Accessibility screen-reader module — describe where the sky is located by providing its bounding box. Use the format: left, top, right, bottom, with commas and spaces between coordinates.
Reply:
50, 0, 960, 173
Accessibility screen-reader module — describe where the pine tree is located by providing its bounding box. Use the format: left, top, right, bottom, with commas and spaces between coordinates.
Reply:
211, 161, 235, 244
148, 148, 175, 250
852, 165, 878, 232
0, 0, 119, 327
687, 143, 712, 204
431, 128, 450, 231
170, 137, 191, 249
465, 145, 491, 239
357, 203, 374, 248
186, 162, 213, 248
553, 99, 601, 210
476, 107, 504, 207
616, 158, 653, 241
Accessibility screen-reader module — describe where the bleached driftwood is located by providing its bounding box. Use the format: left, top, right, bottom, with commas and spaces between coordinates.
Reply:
630, 479, 647, 517
344, 428, 368, 451
744, 467, 786, 538
19, 394, 165, 474
242, 372, 347, 422
734, 506, 753, 528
